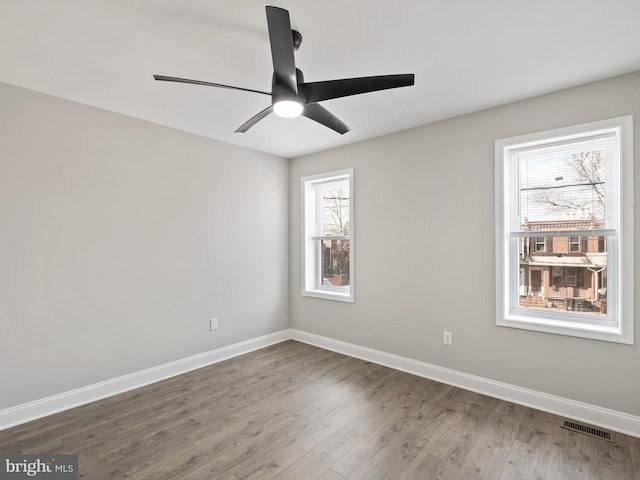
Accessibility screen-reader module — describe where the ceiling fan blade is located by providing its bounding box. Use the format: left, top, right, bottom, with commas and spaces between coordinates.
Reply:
300, 74, 415, 103
153, 75, 271, 96
235, 105, 273, 133
303, 103, 350, 134
265, 6, 297, 93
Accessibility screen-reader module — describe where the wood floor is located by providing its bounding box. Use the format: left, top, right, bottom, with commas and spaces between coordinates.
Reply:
1, 340, 639, 479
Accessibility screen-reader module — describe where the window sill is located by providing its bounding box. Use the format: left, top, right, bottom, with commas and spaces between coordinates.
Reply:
302, 289, 353, 303
498, 313, 632, 344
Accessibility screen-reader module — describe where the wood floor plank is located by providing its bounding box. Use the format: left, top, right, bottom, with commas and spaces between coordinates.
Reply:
348, 424, 442, 480
135, 408, 295, 480
543, 427, 591, 480
627, 434, 640, 480
180, 414, 301, 479
628, 434, 640, 464
498, 439, 550, 480
0, 340, 637, 480
315, 468, 350, 480
409, 453, 463, 480
228, 436, 306, 480
272, 428, 362, 480
0, 410, 76, 452
333, 406, 451, 477
456, 412, 521, 479
589, 439, 635, 480
427, 424, 476, 468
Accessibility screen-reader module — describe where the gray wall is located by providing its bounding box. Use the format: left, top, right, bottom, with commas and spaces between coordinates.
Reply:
290, 71, 640, 417
0, 82, 289, 409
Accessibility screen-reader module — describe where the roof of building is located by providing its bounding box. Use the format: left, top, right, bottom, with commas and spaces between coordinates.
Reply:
525, 255, 606, 268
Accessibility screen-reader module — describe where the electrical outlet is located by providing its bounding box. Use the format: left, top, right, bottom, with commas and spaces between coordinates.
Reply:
210, 318, 218, 331
443, 331, 453, 346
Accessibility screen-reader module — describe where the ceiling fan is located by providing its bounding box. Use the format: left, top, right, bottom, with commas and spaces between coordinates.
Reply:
154, 6, 415, 134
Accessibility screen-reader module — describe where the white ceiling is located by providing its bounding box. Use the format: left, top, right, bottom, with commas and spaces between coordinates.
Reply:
3, 0, 640, 158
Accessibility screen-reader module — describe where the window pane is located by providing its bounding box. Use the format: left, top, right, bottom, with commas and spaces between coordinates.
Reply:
598, 236, 606, 252
321, 239, 350, 287
320, 181, 350, 235
518, 146, 606, 230
569, 236, 580, 252
519, 235, 607, 316
515, 140, 610, 318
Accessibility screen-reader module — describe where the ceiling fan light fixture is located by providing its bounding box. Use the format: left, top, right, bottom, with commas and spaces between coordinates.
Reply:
273, 98, 304, 118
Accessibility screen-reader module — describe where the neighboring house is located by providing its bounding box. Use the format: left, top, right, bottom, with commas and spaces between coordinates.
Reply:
322, 239, 350, 287
519, 218, 607, 313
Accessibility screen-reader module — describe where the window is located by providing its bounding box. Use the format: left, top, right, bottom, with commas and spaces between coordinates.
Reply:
598, 236, 606, 252
495, 116, 633, 344
565, 267, 584, 288
534, 237, 546, 252
569, 236, 580, 252
302, 169, 354, 302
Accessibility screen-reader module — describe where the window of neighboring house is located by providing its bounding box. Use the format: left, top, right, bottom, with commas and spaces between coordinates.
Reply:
569, 236, 580, 252
566, 267, 585, 287
534, 237, 546, 252
495, 116, 634, 344
552, 267, 563, 287
302, 169, 354, 302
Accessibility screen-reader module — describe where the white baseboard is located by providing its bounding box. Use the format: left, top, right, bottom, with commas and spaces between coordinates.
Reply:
0, 330, 290, 431
3, 327, 639, 439
290, 329, 640, 439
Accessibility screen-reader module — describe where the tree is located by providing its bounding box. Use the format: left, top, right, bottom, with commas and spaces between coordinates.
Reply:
531, 150, 605, 220
322, 186, 350, 234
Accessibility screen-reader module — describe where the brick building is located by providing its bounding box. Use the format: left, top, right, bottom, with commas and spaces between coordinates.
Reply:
519, 219, 607, 313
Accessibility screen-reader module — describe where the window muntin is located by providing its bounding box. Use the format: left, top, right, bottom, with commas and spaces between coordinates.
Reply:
496, 116, 633, 344
569, 236, 580, 252
534, 237, 546, 252
302, 169, 354, 302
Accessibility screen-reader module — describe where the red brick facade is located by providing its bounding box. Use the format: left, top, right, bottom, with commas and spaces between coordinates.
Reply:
519, 219, 607, 313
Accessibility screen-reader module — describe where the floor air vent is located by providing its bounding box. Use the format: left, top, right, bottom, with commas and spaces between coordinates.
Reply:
561, 420, 612, 442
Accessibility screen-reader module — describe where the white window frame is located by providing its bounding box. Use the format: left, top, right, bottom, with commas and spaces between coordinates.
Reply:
495, 116, 634, 344
301, 169, 354, 303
